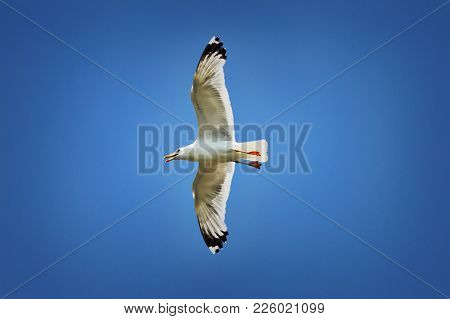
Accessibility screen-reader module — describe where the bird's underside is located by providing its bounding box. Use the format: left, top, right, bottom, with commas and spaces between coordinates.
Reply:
178, 36, 268, 254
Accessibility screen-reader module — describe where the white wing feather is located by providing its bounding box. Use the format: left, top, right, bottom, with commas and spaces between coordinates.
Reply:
191, 37, 235, 141
192, 162, 235, 254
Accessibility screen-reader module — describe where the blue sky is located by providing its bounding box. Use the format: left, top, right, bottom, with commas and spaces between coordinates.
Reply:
0, 0, 449, 298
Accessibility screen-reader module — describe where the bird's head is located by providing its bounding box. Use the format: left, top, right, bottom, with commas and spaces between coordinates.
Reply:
164, 147, 184, 163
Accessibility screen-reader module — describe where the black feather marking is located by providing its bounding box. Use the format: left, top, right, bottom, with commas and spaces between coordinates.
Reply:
196, 218, 228, 253
195, 37, 227, 71
218, 232, 228, 243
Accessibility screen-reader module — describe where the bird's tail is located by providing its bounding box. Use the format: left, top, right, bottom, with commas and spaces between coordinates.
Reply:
236, 140, 268, 162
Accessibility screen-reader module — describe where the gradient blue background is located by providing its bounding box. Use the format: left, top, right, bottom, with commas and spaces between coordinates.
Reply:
1, 0, 449, 298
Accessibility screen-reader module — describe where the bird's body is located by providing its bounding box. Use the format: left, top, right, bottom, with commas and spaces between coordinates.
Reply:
164, 36, 268, 254
172, 140, 267, 163
175, 140, 233, 162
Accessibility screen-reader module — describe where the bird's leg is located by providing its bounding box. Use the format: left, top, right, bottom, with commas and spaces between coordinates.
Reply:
234, 150, 262, 156
247, 151, 261, 156
248, 161, 261, 169
233, 160, 261, 169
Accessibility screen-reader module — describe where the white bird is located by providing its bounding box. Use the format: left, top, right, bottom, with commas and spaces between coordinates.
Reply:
164, 37, 268, 254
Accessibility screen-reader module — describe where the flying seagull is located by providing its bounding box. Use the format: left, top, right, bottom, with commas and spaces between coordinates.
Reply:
164, 37, 268, 254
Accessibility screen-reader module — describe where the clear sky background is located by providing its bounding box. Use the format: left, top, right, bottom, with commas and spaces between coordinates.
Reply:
1, 0, 449, 298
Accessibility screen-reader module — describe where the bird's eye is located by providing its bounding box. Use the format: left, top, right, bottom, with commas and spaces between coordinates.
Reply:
177, 149, 181, 153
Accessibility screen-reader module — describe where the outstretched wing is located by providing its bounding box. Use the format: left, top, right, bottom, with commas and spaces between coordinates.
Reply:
191, 37, 235, 141
192, 162, 235, 254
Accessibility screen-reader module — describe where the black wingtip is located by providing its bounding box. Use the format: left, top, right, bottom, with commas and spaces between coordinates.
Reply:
203, 231, 229, 255
196, 36, 227, 70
